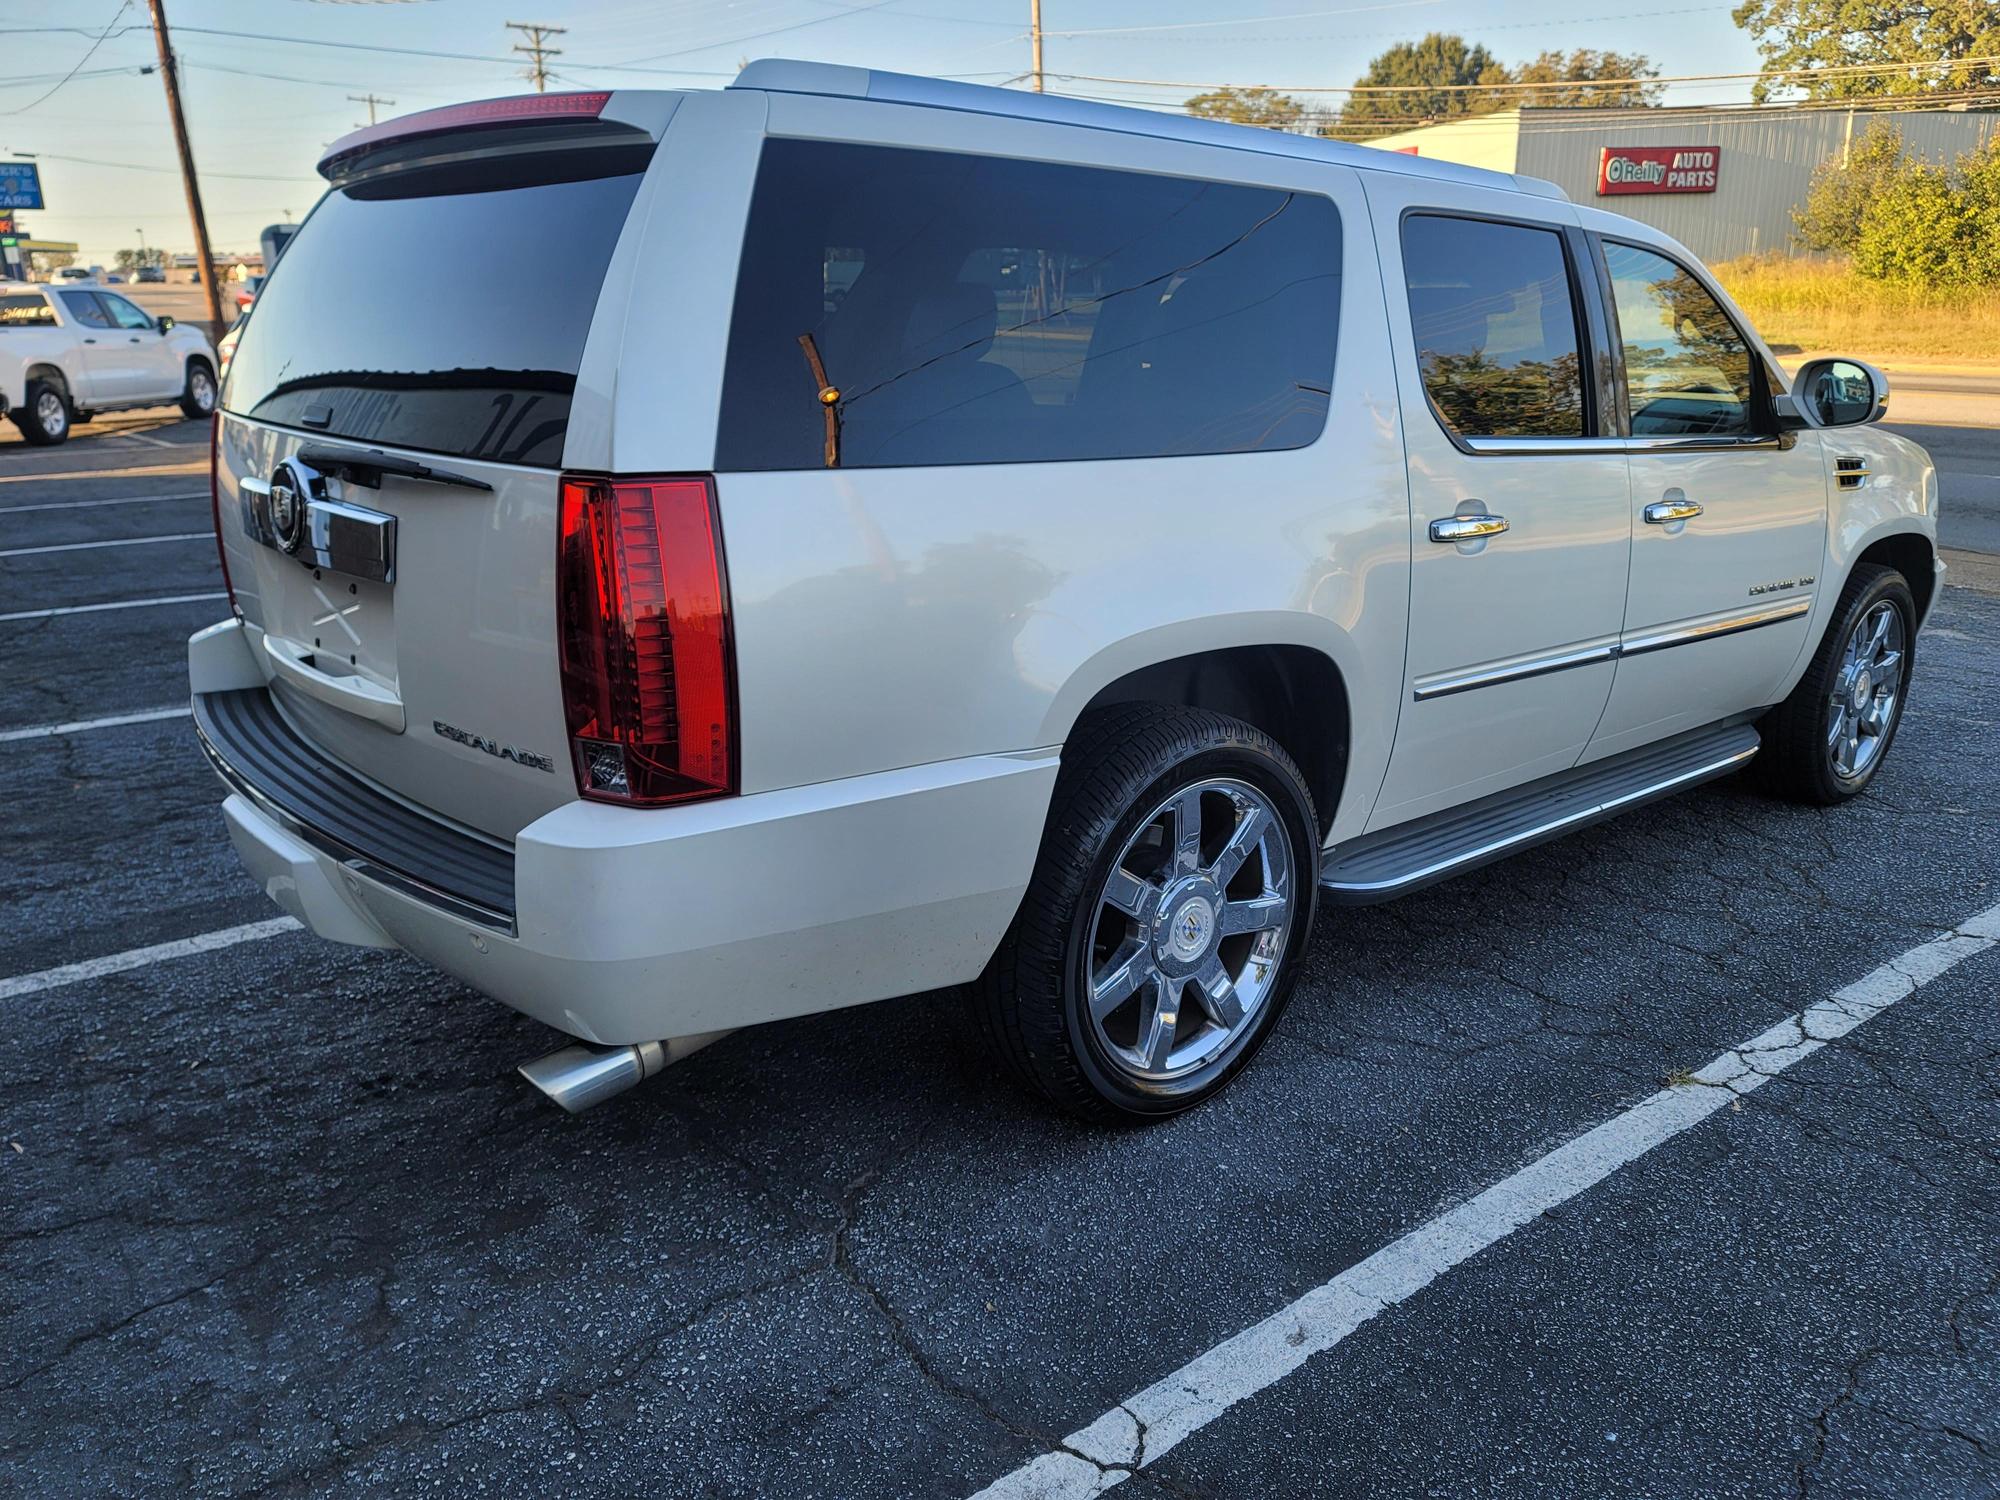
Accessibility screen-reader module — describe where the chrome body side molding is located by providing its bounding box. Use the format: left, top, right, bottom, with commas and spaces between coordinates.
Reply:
1413, 596, 1812, 701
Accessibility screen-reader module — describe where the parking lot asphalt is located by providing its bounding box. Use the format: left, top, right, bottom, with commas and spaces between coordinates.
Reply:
3, 409, 1998, 1498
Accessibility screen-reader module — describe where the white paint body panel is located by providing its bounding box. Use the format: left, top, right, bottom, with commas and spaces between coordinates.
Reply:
192, 66, 1938, 1048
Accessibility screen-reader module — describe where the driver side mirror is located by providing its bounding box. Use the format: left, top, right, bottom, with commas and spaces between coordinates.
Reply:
1777, 357, 1887, 428
156, 314, 175, 333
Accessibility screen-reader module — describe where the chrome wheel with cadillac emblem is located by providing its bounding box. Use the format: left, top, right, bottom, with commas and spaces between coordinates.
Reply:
1083, 776, 1295, 1082
1827, 598, 1905, 781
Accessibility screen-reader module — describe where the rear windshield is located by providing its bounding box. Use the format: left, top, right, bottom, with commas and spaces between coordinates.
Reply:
0, 293, 54, 327
222, 150, 650, 467
718, 140, 1341, 471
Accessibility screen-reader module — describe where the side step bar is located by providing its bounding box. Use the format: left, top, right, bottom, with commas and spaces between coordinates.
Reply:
1322, 721, 1760, 905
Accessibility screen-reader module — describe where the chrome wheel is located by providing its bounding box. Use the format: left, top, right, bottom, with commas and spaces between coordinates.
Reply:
35, 388, 66, 439
188, 366, 216, 413
1084, 777, 1295, 1082
1826, 599, 1904, 780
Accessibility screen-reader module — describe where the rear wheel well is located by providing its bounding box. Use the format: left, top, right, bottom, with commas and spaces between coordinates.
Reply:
1072, 645, 1349, 838
26, 363, 67, 395
1854, 533, 1935, 623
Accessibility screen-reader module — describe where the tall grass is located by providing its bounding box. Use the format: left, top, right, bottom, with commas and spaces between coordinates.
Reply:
1711, 254, 2000, 363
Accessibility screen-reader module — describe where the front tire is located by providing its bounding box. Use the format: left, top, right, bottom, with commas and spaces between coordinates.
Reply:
1753, 563, 1915, 805
978, 705, 1319, 1121
13, 379, 71, 445
180, 358, 217, 420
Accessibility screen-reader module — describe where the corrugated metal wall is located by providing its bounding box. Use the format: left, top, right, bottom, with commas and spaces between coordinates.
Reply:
1513, 107, 2000, 262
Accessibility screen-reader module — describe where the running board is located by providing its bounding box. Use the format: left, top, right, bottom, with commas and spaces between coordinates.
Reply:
1321, 722, 1760, 905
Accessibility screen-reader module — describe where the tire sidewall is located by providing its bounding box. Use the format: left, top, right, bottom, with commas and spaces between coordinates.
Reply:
1818, 571, 1916, 800
184, 361, 217, 416
1058, 740, 1319, 1117
18, 381, 69, 444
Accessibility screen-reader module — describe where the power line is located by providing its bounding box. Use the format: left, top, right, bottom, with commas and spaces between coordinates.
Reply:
1, 0, 132, 117
1043, 53, 2000, 98
505, 20, 564, 93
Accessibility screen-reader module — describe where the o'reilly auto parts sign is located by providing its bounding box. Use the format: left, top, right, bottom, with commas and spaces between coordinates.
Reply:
1597, 146, 1719, 195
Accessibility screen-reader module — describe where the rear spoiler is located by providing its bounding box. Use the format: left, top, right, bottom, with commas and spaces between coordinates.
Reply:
317, 91, 677, 185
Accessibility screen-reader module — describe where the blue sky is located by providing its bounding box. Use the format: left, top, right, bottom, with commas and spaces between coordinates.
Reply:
1, 0, 1769, 263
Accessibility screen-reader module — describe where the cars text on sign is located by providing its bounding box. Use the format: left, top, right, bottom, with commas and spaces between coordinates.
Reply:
1596, 146, 1719, 195
0, 163, 44, 212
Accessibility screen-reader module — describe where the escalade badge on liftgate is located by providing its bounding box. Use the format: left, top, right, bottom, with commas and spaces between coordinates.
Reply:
433, 719, 556, 774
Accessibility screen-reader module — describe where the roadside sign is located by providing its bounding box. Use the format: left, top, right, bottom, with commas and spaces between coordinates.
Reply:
0, 163, 44, 211
1597, 146, 1719, 195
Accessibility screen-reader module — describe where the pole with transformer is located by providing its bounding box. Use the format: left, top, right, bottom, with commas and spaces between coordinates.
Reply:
145, 0, 225, 338
1030, 0, 1044, 93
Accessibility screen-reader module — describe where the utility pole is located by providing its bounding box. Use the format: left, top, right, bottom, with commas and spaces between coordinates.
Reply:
1029, 0, 1044, 93
506, 21, 565, 93
348, 92, 395, 126
145, 0, 224, 337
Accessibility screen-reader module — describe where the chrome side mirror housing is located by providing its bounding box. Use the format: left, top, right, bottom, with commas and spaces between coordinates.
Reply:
1776, 356, 1889, 429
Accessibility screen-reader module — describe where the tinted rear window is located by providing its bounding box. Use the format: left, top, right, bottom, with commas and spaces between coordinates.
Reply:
222, 151, 649, 467
717, 140, 1341, 471
0, 294, 54, 327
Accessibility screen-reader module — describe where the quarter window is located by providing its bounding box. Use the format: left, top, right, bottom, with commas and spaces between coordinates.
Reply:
1401, 215, 1585, 440
717, 140, 1342, 471
1603, 242, 1755, 437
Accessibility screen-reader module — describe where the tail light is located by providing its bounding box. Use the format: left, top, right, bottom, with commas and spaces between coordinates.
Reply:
209, 414, 240, 620
557, 475, 736, 806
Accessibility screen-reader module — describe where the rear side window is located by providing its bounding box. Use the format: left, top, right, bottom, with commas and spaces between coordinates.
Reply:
223, 151, 650, 467
1402, 214, 1584, 440
717, 140, 1341, 471
1603, 242, 1755, 437
0, 294, 54, 327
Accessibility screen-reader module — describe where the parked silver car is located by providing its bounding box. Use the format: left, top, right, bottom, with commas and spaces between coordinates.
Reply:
191, 64, 1938, 1118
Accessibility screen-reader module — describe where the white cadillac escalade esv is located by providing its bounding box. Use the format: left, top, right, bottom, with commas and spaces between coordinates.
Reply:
189, 64, 1941, 1119
2, 282, 218, 444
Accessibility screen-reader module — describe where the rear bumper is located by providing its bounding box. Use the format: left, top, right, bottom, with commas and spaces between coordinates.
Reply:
190, 619, 1058, 1045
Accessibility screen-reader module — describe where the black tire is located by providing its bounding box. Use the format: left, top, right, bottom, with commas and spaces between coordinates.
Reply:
976, 704, 1320, 1121
1753, 563, 1916, 805
12, 377, 71, 445
180, 358, 218, 420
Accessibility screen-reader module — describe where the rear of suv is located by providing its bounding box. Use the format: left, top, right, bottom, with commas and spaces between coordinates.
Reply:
194, 66, 1937, 1120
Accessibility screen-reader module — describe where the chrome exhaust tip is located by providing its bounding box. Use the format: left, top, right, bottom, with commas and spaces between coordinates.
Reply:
518, 1031, 731, 1113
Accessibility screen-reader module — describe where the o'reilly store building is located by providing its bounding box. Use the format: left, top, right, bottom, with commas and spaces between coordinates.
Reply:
1365, 105, 1999, 261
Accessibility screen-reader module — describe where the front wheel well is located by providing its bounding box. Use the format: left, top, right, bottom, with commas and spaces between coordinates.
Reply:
1072, 644, 1349, 839
1853, 532, 1935, 623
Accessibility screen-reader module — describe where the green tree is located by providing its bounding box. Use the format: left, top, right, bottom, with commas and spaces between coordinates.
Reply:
1732, 0, 2000, 101
1184, 86, 1309, 130
1340, 33, 1508, 138
1793, 121, 1908, 253
1852, 139, 2000, 288
1498, 48, 1661, 108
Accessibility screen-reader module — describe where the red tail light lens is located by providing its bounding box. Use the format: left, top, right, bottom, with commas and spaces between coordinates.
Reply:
210, 414, 240, 620
319, 92, 612, 178
557, 475, 736, 806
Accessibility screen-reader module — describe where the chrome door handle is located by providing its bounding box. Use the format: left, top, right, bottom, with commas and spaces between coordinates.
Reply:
1429, 514, 1509, 543
1644, 499, 1703, 524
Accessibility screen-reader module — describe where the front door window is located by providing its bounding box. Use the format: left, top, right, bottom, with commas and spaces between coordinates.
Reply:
1603, 243, 1755, 437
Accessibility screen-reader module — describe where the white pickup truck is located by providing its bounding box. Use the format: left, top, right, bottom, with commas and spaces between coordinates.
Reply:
1, 281, 218, 444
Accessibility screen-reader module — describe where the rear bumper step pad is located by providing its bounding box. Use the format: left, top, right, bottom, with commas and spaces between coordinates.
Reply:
193, 687, 516, 928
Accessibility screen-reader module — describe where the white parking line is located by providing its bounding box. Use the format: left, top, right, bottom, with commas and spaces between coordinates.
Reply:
0, 705, 191, 742
0, 531, 210, 558
114, 430, 191, 451
0, 460, 205, 485
0, 490, 206, 514
0, 592, 226, 623
968, 899, 2000, 1500
0, 917, 302, 1003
